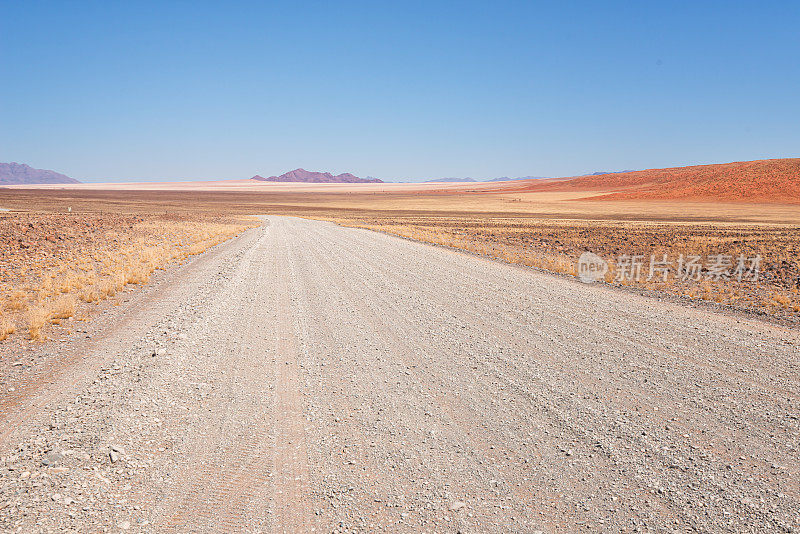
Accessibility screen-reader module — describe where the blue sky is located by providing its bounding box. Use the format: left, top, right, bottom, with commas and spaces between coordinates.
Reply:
1, 1, 798, 182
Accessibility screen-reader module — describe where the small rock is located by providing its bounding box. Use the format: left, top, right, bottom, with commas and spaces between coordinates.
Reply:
118, 520, 131, 530
42, 451, 63, 466
449, 501, 466, 512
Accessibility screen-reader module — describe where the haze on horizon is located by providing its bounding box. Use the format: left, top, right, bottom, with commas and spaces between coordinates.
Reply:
1, 1, 798, 183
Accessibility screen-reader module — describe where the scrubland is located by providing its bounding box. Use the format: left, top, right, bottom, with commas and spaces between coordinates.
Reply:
0, 212, 257, 341
1, 185, 798, 327
327, 215, 800, 321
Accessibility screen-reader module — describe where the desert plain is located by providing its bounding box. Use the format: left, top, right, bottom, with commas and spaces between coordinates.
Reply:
0, 159, 799, 532
2, 160, 799, 343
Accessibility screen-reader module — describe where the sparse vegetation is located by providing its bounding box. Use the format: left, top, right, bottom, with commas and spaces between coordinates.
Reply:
1, 185, 797, 332
4, 290, 28, 311
50, 295, 76, 321
326, 215, 800, 321
26, 306, 50, 341
0, 314, 14, 341
0, 212, 258, 342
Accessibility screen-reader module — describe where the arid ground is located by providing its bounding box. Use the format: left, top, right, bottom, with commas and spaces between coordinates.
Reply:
2, 177, 798, 336
0, 173, 799, 532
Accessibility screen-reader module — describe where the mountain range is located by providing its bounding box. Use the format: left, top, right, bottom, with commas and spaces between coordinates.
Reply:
253, 168, 383, 183
0, 162, 80, 185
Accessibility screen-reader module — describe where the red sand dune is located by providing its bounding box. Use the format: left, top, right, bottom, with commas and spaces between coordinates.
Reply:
505, 158, 800, 203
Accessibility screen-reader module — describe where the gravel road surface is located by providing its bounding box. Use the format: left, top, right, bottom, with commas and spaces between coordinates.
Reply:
1, 216, 799, 533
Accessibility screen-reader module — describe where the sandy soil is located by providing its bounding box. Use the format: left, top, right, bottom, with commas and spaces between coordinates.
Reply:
0, 179, 496, 193
0, 212, 256, 343
3, 186, 800, 226
327, 215, 800, 322
0, 216, 798, 532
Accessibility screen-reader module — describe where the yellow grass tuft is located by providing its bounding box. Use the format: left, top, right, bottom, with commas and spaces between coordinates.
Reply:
26, 306, 50, 341
0, 315, 15, 341
80, 287, 100, 303
5, 290, 28, 311
51, 295, 76, 320
771, 293, 791, 308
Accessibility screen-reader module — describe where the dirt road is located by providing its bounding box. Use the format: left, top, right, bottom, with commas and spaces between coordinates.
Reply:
1, 216, 799, 532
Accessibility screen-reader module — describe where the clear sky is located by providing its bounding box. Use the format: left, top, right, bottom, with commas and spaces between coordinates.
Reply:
1, 1, 798, 183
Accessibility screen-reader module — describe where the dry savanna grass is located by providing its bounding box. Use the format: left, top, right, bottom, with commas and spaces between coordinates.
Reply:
1, 212, 258, 342
0, 313, 15, 341
4, 289, 28, 311
326, 215, 800, 321
1, 185, 798, 329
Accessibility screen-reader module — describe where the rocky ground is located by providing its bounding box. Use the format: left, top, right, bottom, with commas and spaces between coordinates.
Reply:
332, 216, 800, 322
0, 211, 256, 343
0, 216, 798, 532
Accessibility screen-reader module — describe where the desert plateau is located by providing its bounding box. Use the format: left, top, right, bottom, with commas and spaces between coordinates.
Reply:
2, 2, 799, 532
1, 157, 800, 531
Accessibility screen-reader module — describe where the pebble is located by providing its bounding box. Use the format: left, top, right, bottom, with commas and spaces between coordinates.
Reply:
0, 218, 796, 533
42, 451, 63, 466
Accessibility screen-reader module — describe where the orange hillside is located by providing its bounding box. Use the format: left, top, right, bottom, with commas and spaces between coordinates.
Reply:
505, 158, 800, 203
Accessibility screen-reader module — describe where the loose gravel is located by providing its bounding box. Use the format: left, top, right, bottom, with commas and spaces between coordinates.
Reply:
1, 216, 798, 533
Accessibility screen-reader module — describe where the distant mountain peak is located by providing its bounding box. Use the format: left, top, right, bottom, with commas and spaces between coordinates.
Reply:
0, 162, 80, 185
252, 168, 383, 183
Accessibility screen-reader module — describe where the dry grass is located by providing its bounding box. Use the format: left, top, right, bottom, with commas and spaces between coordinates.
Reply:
1, 213, 259, 342
771, 292, 792, 307
26, 306, 50, 341
1, 185, 797, 330
24, 296, 77, 340
4, 290, 28, 311
325, 215, 800, 321
0, 314, 14, 341
50, 295, 76, 321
